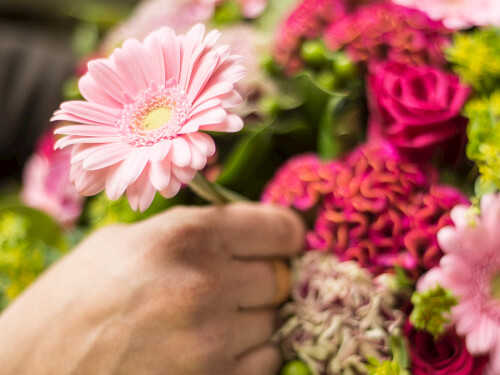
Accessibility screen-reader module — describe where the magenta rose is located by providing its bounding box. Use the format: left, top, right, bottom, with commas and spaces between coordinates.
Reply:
367, 62, 470, 163
405, 323, 488, 375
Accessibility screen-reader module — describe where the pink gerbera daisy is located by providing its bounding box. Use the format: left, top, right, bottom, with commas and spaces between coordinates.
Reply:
52, 24, 245, 211
419, 193, 500, 374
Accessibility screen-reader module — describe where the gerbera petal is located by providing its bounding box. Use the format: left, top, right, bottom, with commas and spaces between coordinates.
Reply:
171, 137, 192, 167
220, 90, 243, 108
189, 142, 207, 170
440, 254, 471, 282
143, 30, 166, 85
179, 107, 227, 134
149, 159, 172, 191
87, 59, 134, 104
192, 81, 233, 107
160, 175, 182, 199
172, 165, 197, 184
113, 45, 149, 95
190, 98, 222, 117
149, 141, 172, 162
105, 163, 129, 201
72, 165, 107, 196
450, 205, 474, 228
488, 341, 500, 375
179, 24, 206, 91
454, 304, 480, 334
127, 166, 156, 212
105, 148, 150, 200
466, 317, 497, 355
187, 51, 219, 104
201, 113, 243, 132
186, 132, 216, 156
82, 143, 130, 171
55, 125, 119, 137
437, 226, 460, 254
159, 27, 181, 82
55, 136, 122, 149
79, 73, 122, 108
54, 101, 120, 125
117, 39, 155, 92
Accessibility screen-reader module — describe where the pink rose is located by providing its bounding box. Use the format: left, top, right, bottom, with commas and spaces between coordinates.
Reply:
367, 62, 470, 163
405, 323, 488, 375
21, 130, 83, 227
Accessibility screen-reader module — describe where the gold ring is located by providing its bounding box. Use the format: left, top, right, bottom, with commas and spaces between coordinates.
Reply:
270, 260, 292, 306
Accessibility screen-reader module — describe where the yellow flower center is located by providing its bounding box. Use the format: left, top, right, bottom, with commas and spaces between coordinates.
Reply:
491, 273, 500, 300
142, 107, 172, 131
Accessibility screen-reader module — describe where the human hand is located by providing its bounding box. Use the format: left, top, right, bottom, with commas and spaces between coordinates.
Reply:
0, 203, 305, 375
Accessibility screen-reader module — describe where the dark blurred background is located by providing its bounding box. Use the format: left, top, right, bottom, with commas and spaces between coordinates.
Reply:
0, 0, 138, 182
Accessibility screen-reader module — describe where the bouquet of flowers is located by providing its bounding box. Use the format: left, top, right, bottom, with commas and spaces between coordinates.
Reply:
3, 0, 500, 373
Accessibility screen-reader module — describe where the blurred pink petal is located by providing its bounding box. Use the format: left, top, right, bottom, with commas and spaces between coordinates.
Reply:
21, 130, 83, 227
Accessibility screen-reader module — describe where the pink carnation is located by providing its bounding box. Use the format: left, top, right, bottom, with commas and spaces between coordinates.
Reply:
263, 143, 468, 277
324, 3, 451, 68
21, 130, 83, 227
53, 25, 245, 211
393, 0, 500, 30
419, 193, 500, 375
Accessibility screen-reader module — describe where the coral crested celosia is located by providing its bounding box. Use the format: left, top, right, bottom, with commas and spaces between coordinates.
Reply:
324, 3, 451, 68
273, 0, 347, 74
53, 25, 245, 211
262, 143, 468, 277
276, 251, 404, 375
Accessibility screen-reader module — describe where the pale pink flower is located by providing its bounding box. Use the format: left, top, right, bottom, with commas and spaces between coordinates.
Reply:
53, 25, 245, 211
102, 0, 218, 54
21, 130, 83, 227
418, 193, 500, 374
393, 0, 500, 29
235, 0, 267, 18
217, 24, 275, 116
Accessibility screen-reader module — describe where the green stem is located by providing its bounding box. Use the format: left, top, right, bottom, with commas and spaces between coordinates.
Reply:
188, 173, 248, 204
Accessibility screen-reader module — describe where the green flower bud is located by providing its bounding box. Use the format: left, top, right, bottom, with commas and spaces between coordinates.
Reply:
332, 52, 357, 80
316, 70, 338, 91
300, 40, 327, 67
281, 360, 311, 375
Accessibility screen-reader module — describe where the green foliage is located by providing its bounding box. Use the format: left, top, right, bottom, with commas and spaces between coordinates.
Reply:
465, 91, 500, 190
212, 1, 242, 26
0, 207, 67, 310
86, 192, 177, 229
447, 28, 500, 94
367, 358, 403, 375
410, 285, 458, 339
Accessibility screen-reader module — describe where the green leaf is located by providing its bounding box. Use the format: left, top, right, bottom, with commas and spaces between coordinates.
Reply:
318, 96, 344, 160
216, 126, 273, 189
0, 205, 64, 249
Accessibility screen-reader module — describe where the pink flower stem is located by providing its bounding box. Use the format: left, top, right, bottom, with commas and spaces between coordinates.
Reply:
189, 172, 248, 204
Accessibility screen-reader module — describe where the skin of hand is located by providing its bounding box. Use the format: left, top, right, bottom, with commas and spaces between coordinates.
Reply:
0, 203, 305, 375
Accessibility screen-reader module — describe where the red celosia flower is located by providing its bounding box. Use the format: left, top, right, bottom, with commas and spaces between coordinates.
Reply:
273, 0, 346, 74
262, 143, 467, 277
324, 3, 452, 68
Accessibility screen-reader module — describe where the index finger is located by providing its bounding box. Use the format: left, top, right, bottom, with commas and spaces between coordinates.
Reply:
211, 202, 306, 258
